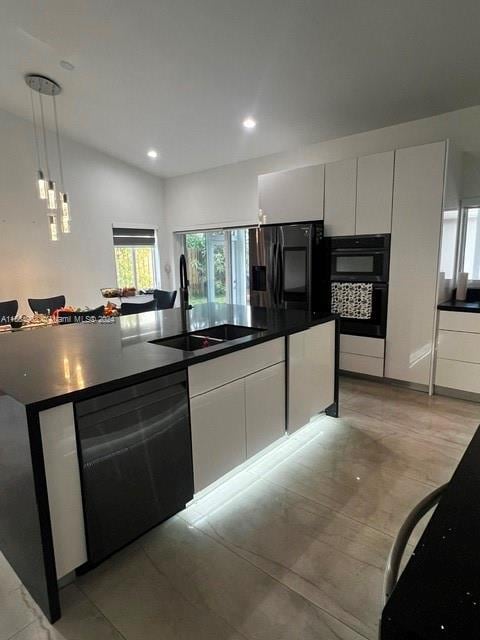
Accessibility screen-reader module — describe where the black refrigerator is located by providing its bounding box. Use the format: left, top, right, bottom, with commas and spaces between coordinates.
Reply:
248, 221, 327, 311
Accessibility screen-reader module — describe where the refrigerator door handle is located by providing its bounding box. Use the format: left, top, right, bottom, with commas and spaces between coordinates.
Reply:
272, 243, 278, 306
277, 242, 284, 307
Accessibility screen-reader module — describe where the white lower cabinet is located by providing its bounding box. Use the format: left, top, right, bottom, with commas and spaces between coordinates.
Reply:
189, 379, 246, 493
288, 321, 335, 433
435, 311, 480, 396
39, 404, 87, 579
245, 362, 286, 458
339, 335, 385, 377
188, 339, 287, 492
308, 322, 336, 415
288, 330, 312, 432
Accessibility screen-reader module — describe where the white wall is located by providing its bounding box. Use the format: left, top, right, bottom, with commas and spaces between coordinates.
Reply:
463, 152, 480, 200
164, 105, 480, 279
0, 108, 168, 315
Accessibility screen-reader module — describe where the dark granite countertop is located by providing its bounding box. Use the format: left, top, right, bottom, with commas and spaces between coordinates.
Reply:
0, 303, 335, 410
382, 425, 480, 639
438, 300, 480, 313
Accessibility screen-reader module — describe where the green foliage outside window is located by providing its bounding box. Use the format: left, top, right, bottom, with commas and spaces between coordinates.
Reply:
135, 248, 155, 290
115, 246, 155, 290
115, 247, 134, 288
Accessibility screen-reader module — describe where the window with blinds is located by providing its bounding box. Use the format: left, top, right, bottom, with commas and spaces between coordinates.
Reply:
112, 227, 156, 247
112, 228, 158, 290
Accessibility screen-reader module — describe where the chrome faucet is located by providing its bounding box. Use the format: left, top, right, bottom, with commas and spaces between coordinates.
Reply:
179, 254, 192, 331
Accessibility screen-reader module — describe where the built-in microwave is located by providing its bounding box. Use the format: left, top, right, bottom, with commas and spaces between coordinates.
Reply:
330, 234, 390, 283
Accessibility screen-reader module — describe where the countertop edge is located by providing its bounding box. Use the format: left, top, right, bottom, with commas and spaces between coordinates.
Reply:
25, 313, 337, 413
437, 302, 480, 313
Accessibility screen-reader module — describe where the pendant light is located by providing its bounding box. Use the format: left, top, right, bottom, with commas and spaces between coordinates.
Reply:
53, 94, 71, 233
26, 74, 71, 240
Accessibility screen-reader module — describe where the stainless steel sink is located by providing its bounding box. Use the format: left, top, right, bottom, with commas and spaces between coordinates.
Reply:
193, 324, 264, 341
149, 324, 264, 352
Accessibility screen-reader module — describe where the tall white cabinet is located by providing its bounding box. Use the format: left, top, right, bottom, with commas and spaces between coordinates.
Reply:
355, 151, 394, 235
258, 164, 325, 224
385, 141, 446, 386
324, 158, 357, 236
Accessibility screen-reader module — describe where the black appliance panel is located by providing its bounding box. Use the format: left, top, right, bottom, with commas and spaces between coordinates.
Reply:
283, 247, 308, 294
330, 234, 390, 283
249, 221, 326, 311
75, 372, 193, 565
336, 282, 388, 338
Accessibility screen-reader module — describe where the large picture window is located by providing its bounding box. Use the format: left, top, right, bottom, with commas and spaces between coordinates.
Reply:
113, 228, 158, 290
180, 228, 249, 306
463, 206, 480, 280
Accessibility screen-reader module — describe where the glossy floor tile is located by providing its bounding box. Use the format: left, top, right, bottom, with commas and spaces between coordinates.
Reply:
1, 583, 122, 640
1, 377, 478, 640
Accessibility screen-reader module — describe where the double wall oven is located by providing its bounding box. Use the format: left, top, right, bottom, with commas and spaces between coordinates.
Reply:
329, 234, 390, 338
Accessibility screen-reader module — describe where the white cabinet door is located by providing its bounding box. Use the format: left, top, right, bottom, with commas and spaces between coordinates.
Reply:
258, 164, 325, 224
245, 362, 286, 458
188, 338, 284, 397
190, 379, 246, 492
355, 151, 394, 235
307, 321, 335, 416
385, 141, 446, 386
287, 330, 312, 433
288, 320, 336, 433
39, 404, 87, 579
324, 158, 357, 236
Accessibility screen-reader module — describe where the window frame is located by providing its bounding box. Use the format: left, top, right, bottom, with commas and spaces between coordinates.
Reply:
178, 226, 250, 306
458, 198, 480, 286
112, 225, 161, 291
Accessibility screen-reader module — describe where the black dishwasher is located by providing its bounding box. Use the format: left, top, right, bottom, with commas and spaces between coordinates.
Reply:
75, 371, 193, 565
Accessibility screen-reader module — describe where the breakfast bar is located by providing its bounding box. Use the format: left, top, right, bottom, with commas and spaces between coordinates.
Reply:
0, 303, 338, 622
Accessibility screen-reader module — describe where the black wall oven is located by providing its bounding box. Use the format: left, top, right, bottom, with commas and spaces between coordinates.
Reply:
329, 234, 390, 338
330, 234, 390, 283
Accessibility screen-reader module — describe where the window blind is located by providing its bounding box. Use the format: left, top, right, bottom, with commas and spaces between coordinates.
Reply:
113, 228, 156, 247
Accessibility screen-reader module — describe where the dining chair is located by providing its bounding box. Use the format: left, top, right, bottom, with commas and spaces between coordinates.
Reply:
121, 299, 157, 316
58, 305, 105, 323
28, 295, 66, 315
0, 299, 19, 325
153, 289, 177, 310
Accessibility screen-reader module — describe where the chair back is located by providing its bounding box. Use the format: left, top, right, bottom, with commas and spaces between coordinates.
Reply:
58, 305, 105, 323
153, 289, 177, 309
0, 300, 19, 325
121, 299, 157, 316
28, 295, 66, 315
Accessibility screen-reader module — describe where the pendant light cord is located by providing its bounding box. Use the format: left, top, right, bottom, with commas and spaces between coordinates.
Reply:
29, 88, 42, 170
39, 93, 51, 179
53, 95, 65, 190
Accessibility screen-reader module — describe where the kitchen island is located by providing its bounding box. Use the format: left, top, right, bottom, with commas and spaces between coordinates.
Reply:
0, 303, 338, 622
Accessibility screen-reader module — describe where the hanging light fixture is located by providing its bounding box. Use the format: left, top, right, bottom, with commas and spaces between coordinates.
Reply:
25, 74, 71, 239
53, 91, 71, 233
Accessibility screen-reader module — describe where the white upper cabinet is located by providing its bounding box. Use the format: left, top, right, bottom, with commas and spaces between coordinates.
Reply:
385, 141, 446, 387
355, 151, 394, 235
324, 158, 357, 236
258, 164, 325, 224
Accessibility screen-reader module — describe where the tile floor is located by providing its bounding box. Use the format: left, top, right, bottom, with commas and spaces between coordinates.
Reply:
1, 377, 479, 640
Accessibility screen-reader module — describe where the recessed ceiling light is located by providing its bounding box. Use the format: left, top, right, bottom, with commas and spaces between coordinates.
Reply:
147, 149, 158, 159
60, 60, 75, 71
243, 117, 257, 130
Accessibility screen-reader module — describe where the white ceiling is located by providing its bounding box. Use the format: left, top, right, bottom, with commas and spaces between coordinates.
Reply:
2, 0, 480, 177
